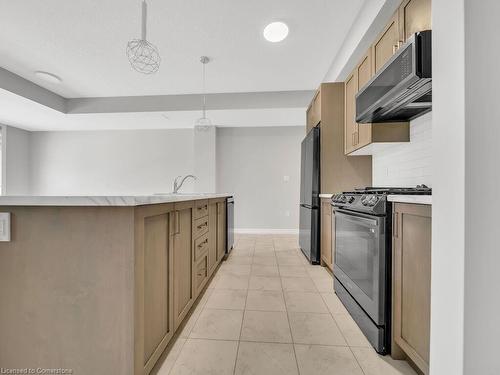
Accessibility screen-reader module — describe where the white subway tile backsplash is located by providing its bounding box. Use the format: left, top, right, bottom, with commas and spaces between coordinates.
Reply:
372, 112, 432, 187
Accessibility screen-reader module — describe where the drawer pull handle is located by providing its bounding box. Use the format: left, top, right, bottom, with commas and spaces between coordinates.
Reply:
198, 239, 208, 247
197, 223, 208, 229
197, 205, 208, 210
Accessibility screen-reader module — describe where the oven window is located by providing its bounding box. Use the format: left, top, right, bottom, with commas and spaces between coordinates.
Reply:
335, 213, 380, 299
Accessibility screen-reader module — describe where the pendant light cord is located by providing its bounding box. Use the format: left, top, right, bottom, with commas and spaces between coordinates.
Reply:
141, 0, 147, 40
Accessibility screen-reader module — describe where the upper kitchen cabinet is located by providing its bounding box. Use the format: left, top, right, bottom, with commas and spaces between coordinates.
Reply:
306, 90, 321, 133
344, 49, 409, 156
373, 11, 401, 74
318, 82, 371, 194
399, 0, 432, 42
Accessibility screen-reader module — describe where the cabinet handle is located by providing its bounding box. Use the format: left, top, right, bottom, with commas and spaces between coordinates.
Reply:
175, 211, 180, 234
197, 222, 207, 229
393, 44, 399, 54
198, 239, 208, 248
393, 212, 399, 238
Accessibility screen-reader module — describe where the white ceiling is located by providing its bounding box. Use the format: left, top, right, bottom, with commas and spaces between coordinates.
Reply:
0, 89, 305, 131
0, 0, 364, 98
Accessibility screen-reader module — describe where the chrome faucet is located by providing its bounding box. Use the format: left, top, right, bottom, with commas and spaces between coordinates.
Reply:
173, 175, 197, 193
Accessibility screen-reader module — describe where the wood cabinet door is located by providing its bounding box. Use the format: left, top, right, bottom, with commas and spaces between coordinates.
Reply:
216, 201, 227, 262
344, 71, 357, 154
172, 206, 194, 330
399, 0, 431, 42
356, 50, 373, 150
320, 199, 332, 270
207, 201, 218, 276
135, 207, 174, 375
392, 203, 431, 374
373, 11, 401, 74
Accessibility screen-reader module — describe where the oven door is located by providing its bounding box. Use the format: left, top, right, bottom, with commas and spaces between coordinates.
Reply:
334, 209, 387, 325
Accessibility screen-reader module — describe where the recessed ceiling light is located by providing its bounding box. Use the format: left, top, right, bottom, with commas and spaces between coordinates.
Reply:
263, 21, 289, 43
35, 71, 62, 84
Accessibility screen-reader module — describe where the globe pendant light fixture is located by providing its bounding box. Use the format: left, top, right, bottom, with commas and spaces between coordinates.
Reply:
195, 56, 213, 128
126, 0, 161, 74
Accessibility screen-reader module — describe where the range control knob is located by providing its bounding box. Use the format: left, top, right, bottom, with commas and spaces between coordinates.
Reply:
361, 196, 368, 205
368, 196, 379, 206
348, 196, 355, 204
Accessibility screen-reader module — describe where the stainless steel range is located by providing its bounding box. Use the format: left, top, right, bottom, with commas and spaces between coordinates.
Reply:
331, 186, 431, 354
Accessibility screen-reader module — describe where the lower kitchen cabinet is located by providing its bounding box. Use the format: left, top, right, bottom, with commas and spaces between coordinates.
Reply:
172, 202, 194, 330
320, 198, 333, 271
392, 203, 431, 374
134, 204, 175, 375
216, 200, 227, 262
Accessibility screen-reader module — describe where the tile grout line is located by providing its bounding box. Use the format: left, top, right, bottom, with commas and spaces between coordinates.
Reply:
231, 243, 253, 375
276, 240, 302, 375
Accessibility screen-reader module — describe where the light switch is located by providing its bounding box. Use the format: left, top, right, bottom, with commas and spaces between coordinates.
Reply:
0, 213, 11, 242
283, 175, 290, 183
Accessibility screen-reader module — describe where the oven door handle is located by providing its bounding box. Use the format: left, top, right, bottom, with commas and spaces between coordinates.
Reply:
335, 209, 380, 226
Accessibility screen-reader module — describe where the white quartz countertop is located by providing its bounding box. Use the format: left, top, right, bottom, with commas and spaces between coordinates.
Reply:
0, 193, 233, 207
387, 195, 432, 205
319, 194, 333, 199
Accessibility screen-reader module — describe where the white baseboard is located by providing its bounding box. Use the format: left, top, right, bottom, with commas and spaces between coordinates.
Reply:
234, 228, 299, 235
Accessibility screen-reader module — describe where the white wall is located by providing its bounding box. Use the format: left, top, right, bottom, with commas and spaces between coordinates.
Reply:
430, 0, 465, 374
29, 129, 195, 195
194, 126, 216, 192
463, 1, 500, 374
217, 126, 303, 232
372, 112, 432, 187
3, 125, 31, 195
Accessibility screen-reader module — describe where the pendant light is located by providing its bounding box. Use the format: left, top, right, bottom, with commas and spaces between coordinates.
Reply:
195, 56, 213, 128
126, 0, 161, 74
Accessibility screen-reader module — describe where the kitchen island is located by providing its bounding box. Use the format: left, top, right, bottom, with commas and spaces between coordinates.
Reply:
0, 194, 231, 375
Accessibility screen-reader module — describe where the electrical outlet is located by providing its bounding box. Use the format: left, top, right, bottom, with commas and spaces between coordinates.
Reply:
283, 175, 290, 183
0, 213, 11, 242
285, 210, 291, 217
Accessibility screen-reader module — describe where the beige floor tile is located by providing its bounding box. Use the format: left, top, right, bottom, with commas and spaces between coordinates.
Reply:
251, 265, 279, 277
289, 312, 347, 346
278, 265, 308, 277
219, 264, 252, 276
275, 249, 299, 256
155, 337, 187, 375
284, 291, 329, 313
252, 256, 277, 266
234, 341, 299, 375
225, 256, 253, 265
281, 276, 317, 292
248, 276, 282, 291
241, 311, 292, 343
321, 292, 348, 314
205, 289, 247, 310
294, 344, 363, 375
231, 249, 255, 257
351, 347, 417, 375
333, 313, 371, 347
170, 338, 238, 375
214, 274, 250, 290
311, 277, 334, 293
253, 248, 276, 256
190, 308, 244, 340
178, 305, 203, 338
246, 290, 286, 312
276, 255, 304, 266
305, 266, 332, 279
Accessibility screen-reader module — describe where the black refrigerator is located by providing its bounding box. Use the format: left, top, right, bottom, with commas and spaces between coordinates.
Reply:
299, 126, 320, 264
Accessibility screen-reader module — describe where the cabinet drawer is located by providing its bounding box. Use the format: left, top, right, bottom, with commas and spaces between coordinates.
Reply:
195, 256, 209, 291
193, 216, 209, 239
194, 233, 209, 261
194, 200, 209, 219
